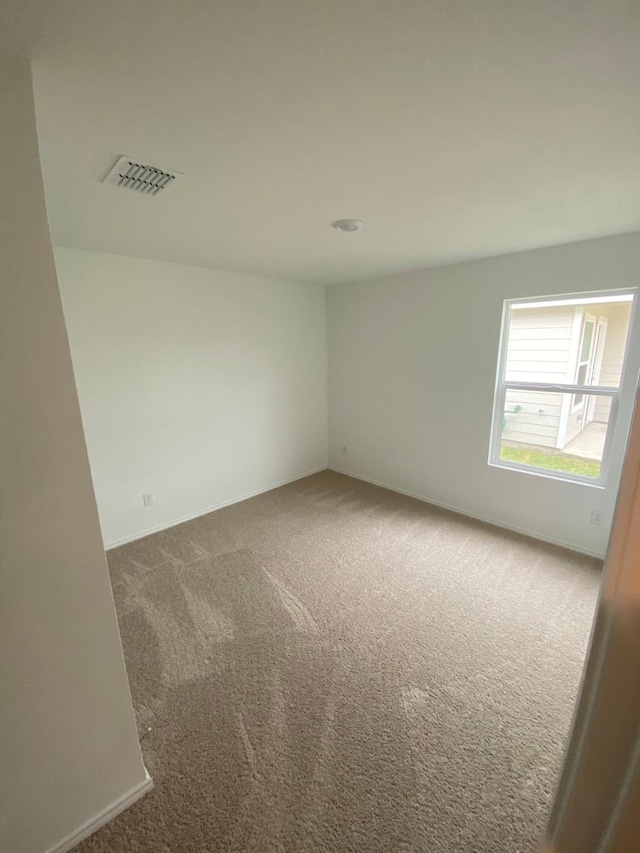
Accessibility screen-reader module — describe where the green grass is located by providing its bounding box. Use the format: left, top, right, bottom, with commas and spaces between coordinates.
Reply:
500, 445, 601, 479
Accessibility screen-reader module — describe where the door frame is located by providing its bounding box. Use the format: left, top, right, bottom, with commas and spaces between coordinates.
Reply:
544, 381, 640, 851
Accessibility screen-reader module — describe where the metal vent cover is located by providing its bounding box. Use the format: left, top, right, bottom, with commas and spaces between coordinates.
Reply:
103, 155, 184, 195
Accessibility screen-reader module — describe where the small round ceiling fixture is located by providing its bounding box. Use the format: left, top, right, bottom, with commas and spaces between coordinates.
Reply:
332, 219, 364, 232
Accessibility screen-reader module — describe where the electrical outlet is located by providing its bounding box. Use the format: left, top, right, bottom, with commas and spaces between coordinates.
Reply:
590, 509, 602, 526
342, 445, 348, 455
143, 493, 155, 508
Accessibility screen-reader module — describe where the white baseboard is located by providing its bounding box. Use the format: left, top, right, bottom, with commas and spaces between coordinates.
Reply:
329, 466, 604, 559
45, 772, 153, 853
105, 465, 328, 550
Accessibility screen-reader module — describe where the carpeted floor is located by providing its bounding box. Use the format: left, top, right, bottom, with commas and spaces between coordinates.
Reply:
77, 470, 601, 853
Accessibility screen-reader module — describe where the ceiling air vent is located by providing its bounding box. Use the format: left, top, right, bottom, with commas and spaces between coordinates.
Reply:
103, 155, 184, 196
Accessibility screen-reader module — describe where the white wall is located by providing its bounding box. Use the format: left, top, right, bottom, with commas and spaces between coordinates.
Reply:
0, 60, 148, 853
55, 248, 328, 547
328, 231, 640, 557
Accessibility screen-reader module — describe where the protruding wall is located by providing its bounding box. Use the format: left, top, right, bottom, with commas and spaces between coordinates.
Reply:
0, 58, 148, 853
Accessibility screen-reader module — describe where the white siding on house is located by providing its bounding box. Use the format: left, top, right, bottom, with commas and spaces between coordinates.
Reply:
562, 303, 631, 445
594, 303, 632, 422
563, 395, 595, 446
504, 307, 576, 382
503, 300, 633, 453
503, 306, 575, 448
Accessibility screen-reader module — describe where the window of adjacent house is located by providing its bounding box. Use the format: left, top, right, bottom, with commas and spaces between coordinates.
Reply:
489, 291, 636, 485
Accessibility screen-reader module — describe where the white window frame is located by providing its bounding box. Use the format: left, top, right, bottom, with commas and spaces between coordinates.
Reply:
489, 288, 637, 488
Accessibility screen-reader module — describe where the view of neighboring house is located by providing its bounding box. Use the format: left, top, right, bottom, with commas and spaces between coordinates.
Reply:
502, 296, 633, 464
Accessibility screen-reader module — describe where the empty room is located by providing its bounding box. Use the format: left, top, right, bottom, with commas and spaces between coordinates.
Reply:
2, 2, 640, 852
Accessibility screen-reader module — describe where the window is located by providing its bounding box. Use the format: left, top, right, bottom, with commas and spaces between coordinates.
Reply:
490, 290, 636, 485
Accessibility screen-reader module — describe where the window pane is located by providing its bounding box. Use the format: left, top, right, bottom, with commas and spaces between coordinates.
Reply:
505, 297, 633, 387
500, 391, 612, 479
580, 319, 595, 362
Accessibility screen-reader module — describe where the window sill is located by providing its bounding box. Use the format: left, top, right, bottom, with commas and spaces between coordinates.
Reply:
488, 458, 606, 489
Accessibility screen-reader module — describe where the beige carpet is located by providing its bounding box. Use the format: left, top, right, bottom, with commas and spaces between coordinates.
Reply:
78, 470, 600, 852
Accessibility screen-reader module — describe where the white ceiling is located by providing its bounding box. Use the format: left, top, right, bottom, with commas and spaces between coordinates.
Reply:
2, 0, 640, 284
